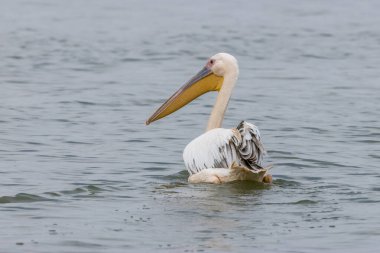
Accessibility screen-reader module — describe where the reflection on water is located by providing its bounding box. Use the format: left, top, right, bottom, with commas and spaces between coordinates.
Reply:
1, 0, 380, 252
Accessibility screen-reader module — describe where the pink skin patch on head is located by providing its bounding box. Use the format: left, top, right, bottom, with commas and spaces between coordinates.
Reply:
206, 59, 214, 68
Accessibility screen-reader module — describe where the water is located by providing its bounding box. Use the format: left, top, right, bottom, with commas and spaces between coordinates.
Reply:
1, 0, 380, 252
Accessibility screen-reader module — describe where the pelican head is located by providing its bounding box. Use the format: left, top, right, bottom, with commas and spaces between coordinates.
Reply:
146, 53, 239, 125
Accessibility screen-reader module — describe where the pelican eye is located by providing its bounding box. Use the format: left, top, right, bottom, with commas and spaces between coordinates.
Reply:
210, 59, 215, 65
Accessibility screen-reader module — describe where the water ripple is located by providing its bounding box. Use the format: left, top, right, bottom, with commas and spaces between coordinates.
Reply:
0, 193, 52, 204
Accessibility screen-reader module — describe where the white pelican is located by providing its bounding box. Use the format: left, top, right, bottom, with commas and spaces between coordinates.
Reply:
146, 53, 272, 184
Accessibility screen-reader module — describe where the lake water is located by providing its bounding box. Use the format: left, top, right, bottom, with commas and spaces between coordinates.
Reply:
1, 0, 379, 252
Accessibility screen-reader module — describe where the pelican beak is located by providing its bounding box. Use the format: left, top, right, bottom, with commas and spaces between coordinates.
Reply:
146, 66, 223, 125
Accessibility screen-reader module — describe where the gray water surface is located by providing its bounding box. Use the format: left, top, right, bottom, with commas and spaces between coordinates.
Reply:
1, 0, 380, 252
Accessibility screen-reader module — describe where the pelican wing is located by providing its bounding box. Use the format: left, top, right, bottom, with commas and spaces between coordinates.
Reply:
183, 121, 265, 175
233, 121, 266, 170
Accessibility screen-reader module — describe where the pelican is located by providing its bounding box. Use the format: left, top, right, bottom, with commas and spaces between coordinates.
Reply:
146, 53, 272, 184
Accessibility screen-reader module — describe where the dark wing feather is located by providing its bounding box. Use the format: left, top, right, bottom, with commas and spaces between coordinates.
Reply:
232, 121, 266, 170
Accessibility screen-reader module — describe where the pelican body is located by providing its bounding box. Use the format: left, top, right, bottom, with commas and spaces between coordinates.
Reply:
146, 53, 272, 184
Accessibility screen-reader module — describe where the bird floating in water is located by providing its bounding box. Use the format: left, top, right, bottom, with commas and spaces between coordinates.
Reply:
146, 53, 272, 184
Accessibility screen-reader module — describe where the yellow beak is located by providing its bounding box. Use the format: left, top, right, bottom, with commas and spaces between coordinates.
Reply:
146, 66, 224, 125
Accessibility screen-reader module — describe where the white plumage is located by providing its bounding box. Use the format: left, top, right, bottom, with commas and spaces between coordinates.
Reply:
183, 121, 267, 181
183, 128, 236, 174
